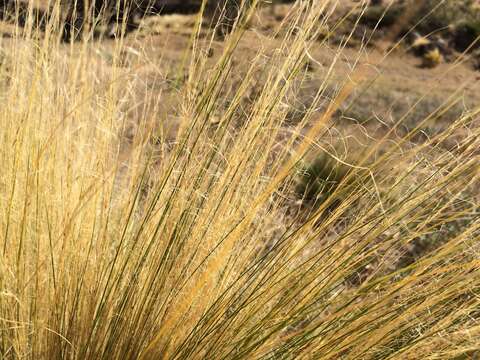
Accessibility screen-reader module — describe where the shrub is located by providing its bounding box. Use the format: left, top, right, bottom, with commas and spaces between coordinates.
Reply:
295, 153, 352, 208
361, 0, 480, 50
360, 4, 404, 29
453, 20, 480, 51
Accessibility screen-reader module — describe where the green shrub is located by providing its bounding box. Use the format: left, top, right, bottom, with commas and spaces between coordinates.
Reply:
361, 0, 480, 45
453, 20, 480, 51
295, 153, 352, 208
417, 0, 480, 28
360, 4, 404, 29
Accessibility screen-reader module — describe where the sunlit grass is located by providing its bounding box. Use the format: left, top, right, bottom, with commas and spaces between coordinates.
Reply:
0, 0, 479, 359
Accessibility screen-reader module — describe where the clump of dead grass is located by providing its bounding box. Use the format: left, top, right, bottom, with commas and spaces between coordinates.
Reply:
0, 0, 479, 359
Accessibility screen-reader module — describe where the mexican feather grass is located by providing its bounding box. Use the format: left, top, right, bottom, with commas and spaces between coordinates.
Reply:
0, 0, 479, 358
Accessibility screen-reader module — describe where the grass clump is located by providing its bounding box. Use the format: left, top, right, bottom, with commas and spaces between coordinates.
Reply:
294, 152, 354, 209
421, 47, 443, 68
0, 1, 480, 359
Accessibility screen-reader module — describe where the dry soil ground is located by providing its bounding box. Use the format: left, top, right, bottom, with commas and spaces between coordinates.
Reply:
1, 2, 478, 141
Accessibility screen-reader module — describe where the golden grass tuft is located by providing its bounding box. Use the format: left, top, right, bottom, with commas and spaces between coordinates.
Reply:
0, 0, 479, 359
422, 48, 443, 68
